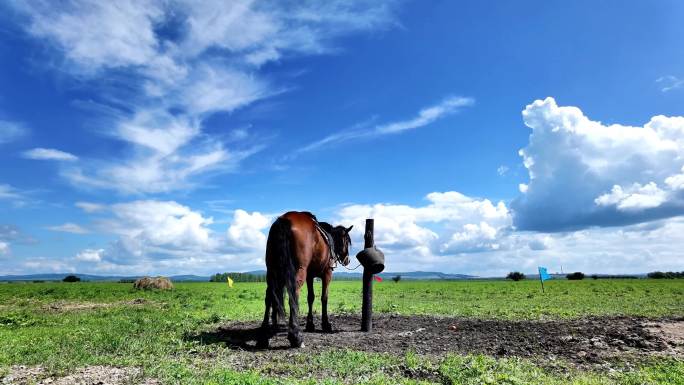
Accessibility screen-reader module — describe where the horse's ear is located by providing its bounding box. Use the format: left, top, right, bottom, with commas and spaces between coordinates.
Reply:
346, 225, 353, 233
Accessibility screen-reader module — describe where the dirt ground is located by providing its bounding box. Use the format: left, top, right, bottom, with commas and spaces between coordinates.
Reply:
4, 315, 682, 384
1, 366, 159, 385
193, 314, 684, 369
40, 298, 152, 312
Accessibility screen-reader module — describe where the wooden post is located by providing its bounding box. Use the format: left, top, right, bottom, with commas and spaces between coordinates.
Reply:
361, 218, 374, 332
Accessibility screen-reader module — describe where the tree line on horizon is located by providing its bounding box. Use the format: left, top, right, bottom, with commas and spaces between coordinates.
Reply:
506, 270, 684, 281
209, 272, 266, 282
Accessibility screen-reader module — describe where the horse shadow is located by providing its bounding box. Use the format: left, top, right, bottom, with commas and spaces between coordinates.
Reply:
187, 323, 340, 351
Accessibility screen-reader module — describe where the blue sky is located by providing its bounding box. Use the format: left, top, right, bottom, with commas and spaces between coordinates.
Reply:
1, 1, 684, 276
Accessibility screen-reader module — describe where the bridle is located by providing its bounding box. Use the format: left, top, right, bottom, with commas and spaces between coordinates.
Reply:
314, 221, 355, 270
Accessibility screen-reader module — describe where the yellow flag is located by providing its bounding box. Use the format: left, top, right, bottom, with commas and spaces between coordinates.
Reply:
227, 276, 234, 288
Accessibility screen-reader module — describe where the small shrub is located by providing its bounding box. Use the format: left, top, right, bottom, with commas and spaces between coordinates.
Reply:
566, 272, 585, 280
506, 272, 525, 281
590, 274, 599, 280
392, 275, 401, 283
62, 275, 81, 282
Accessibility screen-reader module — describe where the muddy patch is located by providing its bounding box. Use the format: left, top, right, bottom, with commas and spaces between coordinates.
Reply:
191, 314, 684, 368
42, 298, 152, 312
645, 320, 684, 351
1, 365, 159, 385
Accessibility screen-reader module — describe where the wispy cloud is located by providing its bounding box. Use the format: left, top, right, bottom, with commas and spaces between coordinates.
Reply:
656, 75, 684, 92
47, 223, 89, 234
10, 1, 398, 194
298, 96, 474, 153
23, 148, 78, 162
0, 184, 23, 201
75, 201, 107, 213
0, 120, 27, 144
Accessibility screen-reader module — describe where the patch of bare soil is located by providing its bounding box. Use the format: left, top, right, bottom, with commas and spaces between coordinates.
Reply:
42, 298, 152, 312
191, 314, 684, 369
1, 366, 159, 385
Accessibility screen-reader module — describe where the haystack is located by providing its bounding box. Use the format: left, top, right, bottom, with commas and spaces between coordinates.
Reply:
133, 276, 174, 290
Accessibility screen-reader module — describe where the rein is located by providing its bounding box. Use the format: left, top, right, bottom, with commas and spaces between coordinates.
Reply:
339, 262, 362, 271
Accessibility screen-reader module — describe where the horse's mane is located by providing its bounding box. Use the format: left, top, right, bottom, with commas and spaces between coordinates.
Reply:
319, 221, 333, 233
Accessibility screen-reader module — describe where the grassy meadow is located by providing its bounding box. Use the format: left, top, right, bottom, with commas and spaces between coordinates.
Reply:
1, 279, 683, 384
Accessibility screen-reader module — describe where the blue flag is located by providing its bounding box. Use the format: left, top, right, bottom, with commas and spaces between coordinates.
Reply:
538, 266, 551, 281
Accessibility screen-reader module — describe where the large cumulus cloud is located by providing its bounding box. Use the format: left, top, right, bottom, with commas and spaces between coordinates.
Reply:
512, 97, 684, 231
70, 200, 272, 274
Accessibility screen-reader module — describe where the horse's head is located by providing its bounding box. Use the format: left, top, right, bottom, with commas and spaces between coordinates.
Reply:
331, 225, 353, 265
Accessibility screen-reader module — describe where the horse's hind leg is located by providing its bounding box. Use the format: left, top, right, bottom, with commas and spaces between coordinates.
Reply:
287, 270, 306, 348
261, 284, 271, 329
271, 286, 283, 330
305, 275, 315, 332
321, 270, 333, 333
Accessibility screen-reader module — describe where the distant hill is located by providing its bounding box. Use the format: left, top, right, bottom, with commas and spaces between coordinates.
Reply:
0, 271, 475, 282
333, 271, 477, 280
0, 273, 210, 282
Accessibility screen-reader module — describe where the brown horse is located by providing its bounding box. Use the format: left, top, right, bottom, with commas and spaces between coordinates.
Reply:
259, 211, 352, 348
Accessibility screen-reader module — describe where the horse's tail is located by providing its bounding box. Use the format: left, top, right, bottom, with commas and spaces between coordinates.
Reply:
266, 216, 298, 320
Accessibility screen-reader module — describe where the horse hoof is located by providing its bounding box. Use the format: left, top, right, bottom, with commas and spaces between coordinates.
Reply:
305, 322, 315, 332
322, 323, 333, 333
256, 338, 269, 349
288, 332, 304, 348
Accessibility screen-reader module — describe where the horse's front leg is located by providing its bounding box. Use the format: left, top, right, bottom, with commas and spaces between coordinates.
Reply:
321, 269, 333, 333
305, 275, 315, 332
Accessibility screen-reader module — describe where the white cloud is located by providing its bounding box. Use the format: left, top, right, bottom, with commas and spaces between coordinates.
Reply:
75, 248, 104, 262
23, 148, 78, 161
595, 183, 667, 211
226, 209, 271, 250
656, 75, 684, 92
497, 165, 509, 176
177, 0, 396, 64
336, 191, 510, 262
377, 97, 474, 134
181, 64, 271, 116
440, 222, 500, 254
47, 223, 89, 234
11, 1, 398, 194
75, 202, 106, 213
0, 184, 22, 201
0, 224, 36, 259
333, 192, 684, 276
0, 184, 30, 207
0, 120, 26, 144
17, 1, 164, 73
6, 191, 684, 276
513, 97, 684, 231
60, 108, 264, 193
107, 200, 214, 251
299, 96, 474, 153
66, 200, 274, 274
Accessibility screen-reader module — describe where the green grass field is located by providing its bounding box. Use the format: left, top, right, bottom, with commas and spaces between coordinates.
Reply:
1, 279, 683, 384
